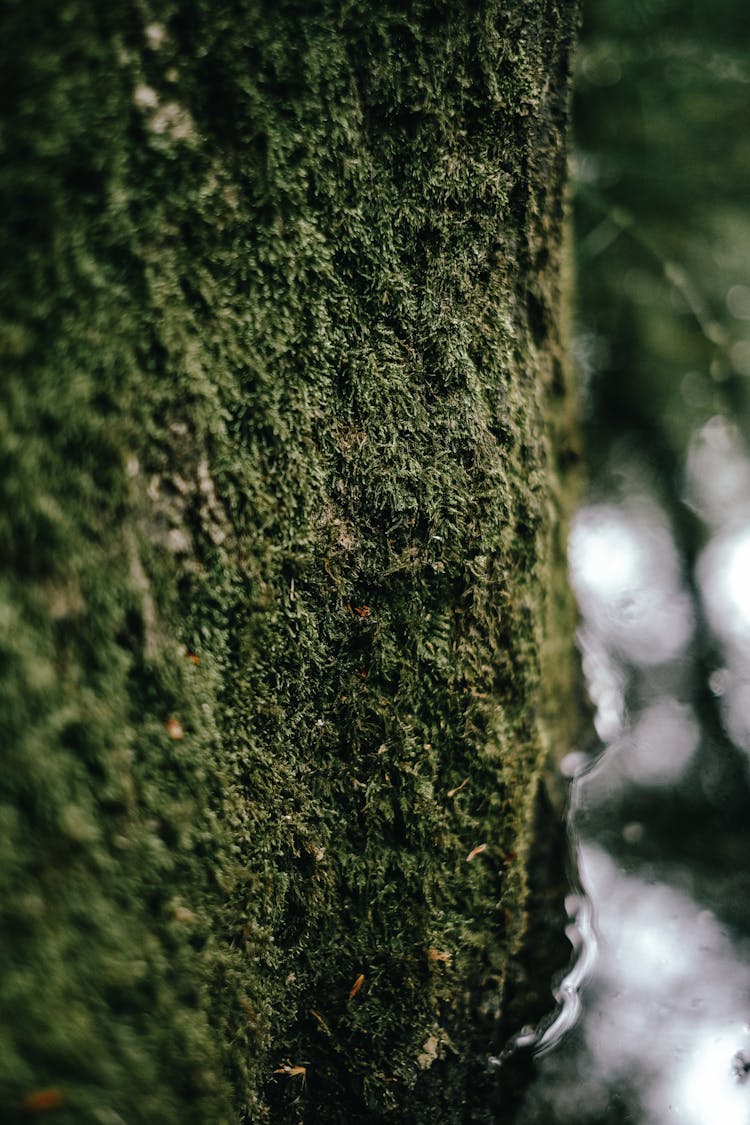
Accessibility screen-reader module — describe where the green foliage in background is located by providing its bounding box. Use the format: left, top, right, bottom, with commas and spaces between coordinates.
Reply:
0, 1, 578, 1121
574, 0, 750, 484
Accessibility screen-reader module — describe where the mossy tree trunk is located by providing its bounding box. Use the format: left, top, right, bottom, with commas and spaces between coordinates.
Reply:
0, 2, 580, 1121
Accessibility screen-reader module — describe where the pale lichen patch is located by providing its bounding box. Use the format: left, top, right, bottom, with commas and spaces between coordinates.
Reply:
133, 82, 198, 144
145, 22, 166, 51
149, 100, 198, 144
133, 82, 159, 111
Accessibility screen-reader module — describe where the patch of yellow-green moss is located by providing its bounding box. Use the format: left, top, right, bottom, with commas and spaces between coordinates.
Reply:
0, 2, 579, 1121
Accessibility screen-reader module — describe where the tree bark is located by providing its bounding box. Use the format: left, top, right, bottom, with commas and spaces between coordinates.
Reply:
0, 2, 580, 1121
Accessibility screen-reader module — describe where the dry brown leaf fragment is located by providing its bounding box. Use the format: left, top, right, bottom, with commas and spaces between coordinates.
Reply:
310, 1009, 331, 1034
417, 1034, 440, 1070
447, 778, 469, 798
466, 843, 487, 862
172, 905, 199, 924
166, 717, 184, 740
21, 1088, 64, 1112
349, 973, 365, 998
427, 948, 452, 965
274, 1064, 307, 1079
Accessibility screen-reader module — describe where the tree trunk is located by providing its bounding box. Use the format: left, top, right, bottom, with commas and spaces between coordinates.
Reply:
0, 2, 580, 1121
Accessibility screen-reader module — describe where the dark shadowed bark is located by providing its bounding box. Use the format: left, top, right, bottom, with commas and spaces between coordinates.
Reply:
0, 2, 580, 1121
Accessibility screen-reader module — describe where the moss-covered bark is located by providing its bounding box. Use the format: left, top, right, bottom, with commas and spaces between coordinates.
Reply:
0, 2, 580, 1121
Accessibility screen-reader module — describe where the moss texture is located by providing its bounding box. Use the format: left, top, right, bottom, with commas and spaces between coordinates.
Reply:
0, 1, 580, 1121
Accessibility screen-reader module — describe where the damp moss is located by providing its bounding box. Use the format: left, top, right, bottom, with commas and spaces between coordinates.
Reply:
0, 1, 580, 1121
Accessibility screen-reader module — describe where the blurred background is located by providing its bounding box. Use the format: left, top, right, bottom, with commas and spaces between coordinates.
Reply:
516, 1, 750, 1121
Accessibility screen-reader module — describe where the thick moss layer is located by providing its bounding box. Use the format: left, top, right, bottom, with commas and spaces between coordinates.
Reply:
0, 2, 579, 1121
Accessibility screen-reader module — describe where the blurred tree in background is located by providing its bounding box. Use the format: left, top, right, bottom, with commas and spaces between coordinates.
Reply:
574, 0, 750, 506
511, 7, 750, 1123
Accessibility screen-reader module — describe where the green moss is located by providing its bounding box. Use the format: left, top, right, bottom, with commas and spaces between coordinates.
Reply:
0, 1, 579, 1120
